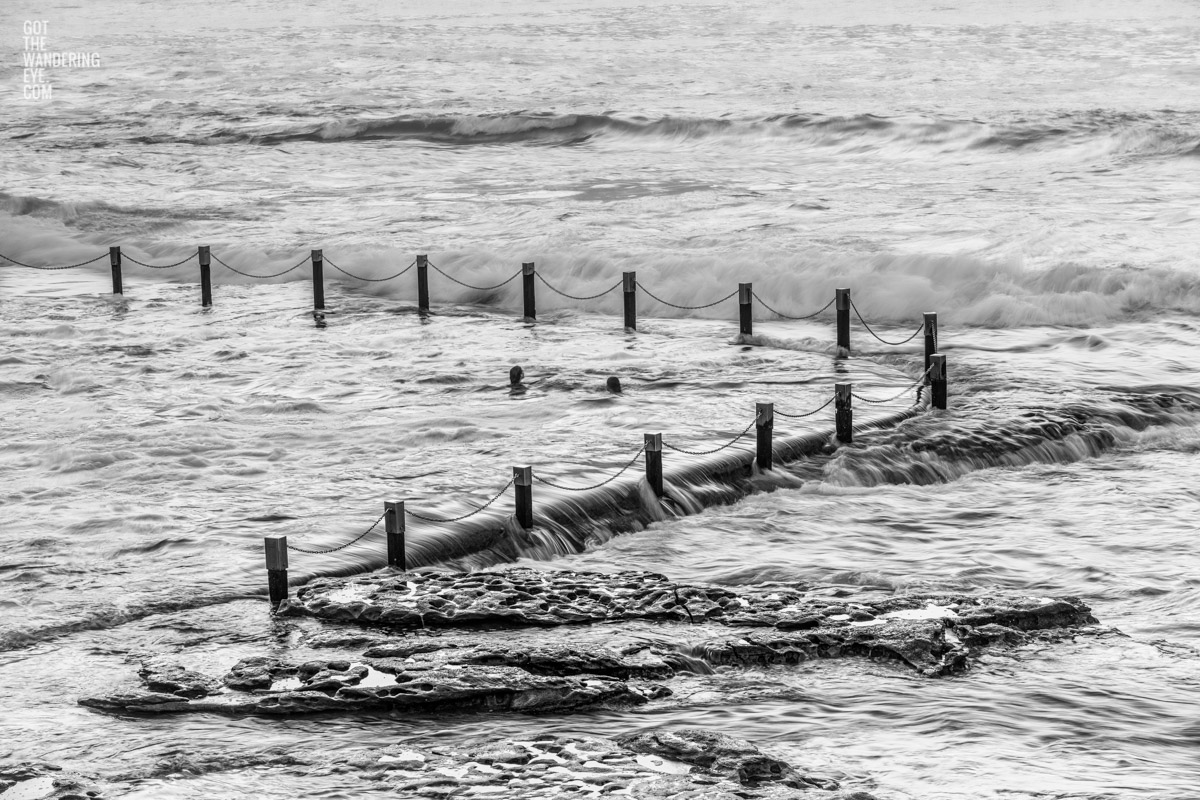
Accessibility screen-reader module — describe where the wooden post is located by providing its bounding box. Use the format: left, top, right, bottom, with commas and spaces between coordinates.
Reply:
522, 262, 536, 321
623, 271, 637, 330
198, 246, 212, 307
923, 312, 938, 383
930, 353, 947, 410
835, 288, 850, 356
835, 382, 853, 443
644, 433, 664, 498
756, 402, 773, 471
385, 501, 405, 570
417, 254, 429, 312
109, 246, 123, 295
264, 535, 288, 610
513, 466, 533, 528
311, 249, 325, 311
739, 283, 753, 336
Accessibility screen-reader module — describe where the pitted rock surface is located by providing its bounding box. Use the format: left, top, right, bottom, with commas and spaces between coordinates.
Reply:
0, 761, 107, 799
81, 569, 1099, 717
364, 641, 676, 679
326, 730, 843, 799
616, 728, 839, 789
284, 567, 1096, 642
285, 567, 741, 627
80, 656, 665, 717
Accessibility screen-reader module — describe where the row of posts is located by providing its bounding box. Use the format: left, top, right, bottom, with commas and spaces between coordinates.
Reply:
262, 360, 948, 609
103, 247, 932, 361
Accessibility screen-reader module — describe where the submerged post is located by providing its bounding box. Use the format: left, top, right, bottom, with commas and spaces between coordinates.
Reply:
109, 246, 123, 295
264, 535, 288, 610
384, 501, 406, 570
623, 271, 637, 330
835, 382, 853, 443
311, 249, 325, 311
416, 254, 429, 312
923, 312, 938, 382
644, 433, 664, 498
522, 262, 536, 321
835, 288, 850, 356
513, 466, 533, 529
930, 353, 947, 410
756, 402, 774, 471
198, 246, 212, 307
739, 282, 753, 336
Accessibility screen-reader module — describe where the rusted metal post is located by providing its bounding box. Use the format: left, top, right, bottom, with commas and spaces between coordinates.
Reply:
385, 501, 405, 570
930, 353, 947, 410
264, 535, 288, 610
513, 466, 533, 528
835, 288, 850, 356
109, 246, 122, 295
311, 249, 325, 311
522, 262, 536, 321
417, 254, 429, 312
623, 271, 637, 330
923, 312, 938, 383
198, 246, 212, 307
739, 283, 753, 336
644, 433, 664, 498
756, 402, 773, 470
835, 382, 853, 443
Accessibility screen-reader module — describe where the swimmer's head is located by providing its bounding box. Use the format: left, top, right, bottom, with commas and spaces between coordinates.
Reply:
606, 376, 622, 393
509, 365, 524, 385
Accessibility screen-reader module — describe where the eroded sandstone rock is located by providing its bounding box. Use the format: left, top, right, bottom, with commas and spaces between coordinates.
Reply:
327, 730, 841, 798
81, 569, 1098, 717
80, 656, 666, 717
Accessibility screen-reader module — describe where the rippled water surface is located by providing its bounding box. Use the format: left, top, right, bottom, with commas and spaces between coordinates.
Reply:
2, 0, 1200, 797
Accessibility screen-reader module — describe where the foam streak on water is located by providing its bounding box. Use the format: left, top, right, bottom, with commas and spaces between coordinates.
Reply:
1, 0, 1199, 797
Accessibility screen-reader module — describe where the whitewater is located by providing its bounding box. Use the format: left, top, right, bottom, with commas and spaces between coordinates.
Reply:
1, 0, 1199, 797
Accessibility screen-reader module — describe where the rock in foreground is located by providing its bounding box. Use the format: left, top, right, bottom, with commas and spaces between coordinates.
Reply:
80, 568, 1098, 716
331, 728, 843, 799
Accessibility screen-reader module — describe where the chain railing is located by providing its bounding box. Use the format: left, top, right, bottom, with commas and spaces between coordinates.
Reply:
852, 367, 933, 405
776, 395, 836, 419
535, 272, 622, 301
326, 256, 417, 282
532, 444, 647, 491
850, 297, 924, 346
405, 477, 516, 524
286, 510, 385, 555
662, 420, 756, 456
0, 251, 108, 270
428, 261, 521, 292
123, 252, 198, 269
638, 282, 738, 310
753, 292, 834, 321
212, 252, 311, 279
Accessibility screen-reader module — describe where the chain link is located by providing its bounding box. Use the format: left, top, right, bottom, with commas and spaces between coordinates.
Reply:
286, 510, 385, 555
850, 298, 924, 346
752, 292, 834, 321
406, 478, 515, 524
0, 251, 108, 270
212, 252, 310, 279
533, 444, 647, 491
123, 252, 197, 269
326, 257, 416, 282
775, 395, 835, 418
428, 261, 521, 291
535, 272, 621, 301
637, 282, 738, 310
662, 419, 756, 455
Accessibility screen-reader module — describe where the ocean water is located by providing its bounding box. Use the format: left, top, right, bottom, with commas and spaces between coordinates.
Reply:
2, 0, 1200, 797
